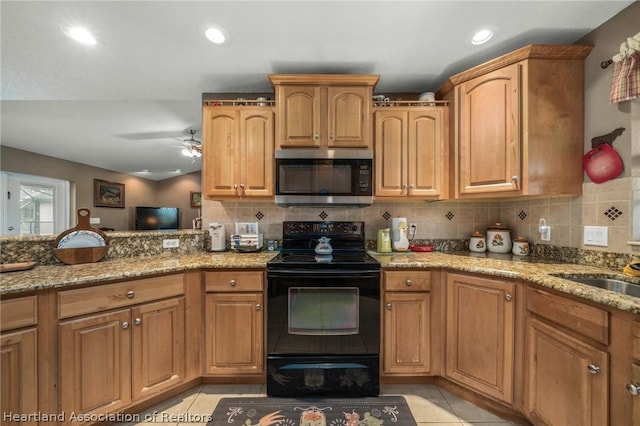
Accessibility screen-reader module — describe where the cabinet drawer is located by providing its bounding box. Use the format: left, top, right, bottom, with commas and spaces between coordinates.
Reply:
1, 296, 37, 332
527, 286, 609, 345
632, 322, 640, 360
383, 270, 431, 291
58, 274, 185, 319
205, 271, 264, 292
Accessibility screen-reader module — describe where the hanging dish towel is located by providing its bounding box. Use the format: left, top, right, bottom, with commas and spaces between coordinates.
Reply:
609, 32, 640, 103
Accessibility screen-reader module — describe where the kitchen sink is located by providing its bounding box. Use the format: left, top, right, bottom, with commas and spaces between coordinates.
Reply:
551, 274, 640, 298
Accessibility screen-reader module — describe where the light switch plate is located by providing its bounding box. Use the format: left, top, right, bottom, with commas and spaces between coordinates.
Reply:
163, 239, 180, 248
584, 226, 608, 247
89, 217, 100, 225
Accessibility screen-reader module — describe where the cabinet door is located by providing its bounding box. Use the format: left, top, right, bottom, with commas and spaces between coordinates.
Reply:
327, 86, 371, 148
445, 273, 515, 403
204, 293, 264, 375
131, 298, 185, 400
276, 85, 321, 148
1, 328, 37, 426
525, 317, 608, 426
458, 64, 520, 195
202, 107, 240, 196
240, 109, 274, 197
383, 292, 431, 375
631, 364, 640, 426
374, 110, 408, 196
408, 108, 445, 197
59, 310, 131, 418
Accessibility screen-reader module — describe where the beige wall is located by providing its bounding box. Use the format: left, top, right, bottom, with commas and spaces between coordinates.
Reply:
1, 146, 202, 231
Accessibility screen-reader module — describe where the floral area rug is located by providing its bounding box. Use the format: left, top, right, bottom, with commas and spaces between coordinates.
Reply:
207, 396, 417, 426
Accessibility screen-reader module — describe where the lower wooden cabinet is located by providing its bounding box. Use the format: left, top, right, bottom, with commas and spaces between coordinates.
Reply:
382, 270, 433, 376
1, 295, 38, 426
445, 272, 515, 404
1, 328, 38, 426
58, 274, 186, 423
204, 271, 264, 376
524, 317, 608, 426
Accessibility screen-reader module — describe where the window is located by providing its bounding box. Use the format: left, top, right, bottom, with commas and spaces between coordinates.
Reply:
1, 173, 69, 236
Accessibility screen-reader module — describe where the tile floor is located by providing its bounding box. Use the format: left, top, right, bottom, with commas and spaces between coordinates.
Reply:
118, 384, 516, 426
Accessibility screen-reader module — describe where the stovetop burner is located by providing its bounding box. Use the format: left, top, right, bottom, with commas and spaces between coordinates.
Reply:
267, 221, 379, 271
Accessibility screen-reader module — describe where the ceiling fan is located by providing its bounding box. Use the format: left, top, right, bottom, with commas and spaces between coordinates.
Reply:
182, 129, 202, 158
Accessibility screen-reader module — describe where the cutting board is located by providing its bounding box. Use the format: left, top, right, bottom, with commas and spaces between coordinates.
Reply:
583, 143, 623, 184
53, 209, 109, 265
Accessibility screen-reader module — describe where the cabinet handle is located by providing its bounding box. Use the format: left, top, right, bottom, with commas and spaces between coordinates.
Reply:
122, 321, 129, 329
505, 293, 512, 301
386, 303, 392, 310
405, 279, 412, 286
229, 279, 236, 287
134, 317, 142, 325
256, 304, 261, 310
126, 291, 134, 299
587, 364, 601, 374
627, 383, 640, 396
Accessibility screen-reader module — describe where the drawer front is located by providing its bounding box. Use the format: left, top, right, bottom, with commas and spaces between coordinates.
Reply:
527, 286, 609, 345
58, 274, 185, 319
632, 322, 640, 360
384, 270, 431, 291
205, 271, 264, 292
1, 296, 37, 332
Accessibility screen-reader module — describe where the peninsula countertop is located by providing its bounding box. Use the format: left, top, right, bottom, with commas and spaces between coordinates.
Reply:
2, 250, 639, 314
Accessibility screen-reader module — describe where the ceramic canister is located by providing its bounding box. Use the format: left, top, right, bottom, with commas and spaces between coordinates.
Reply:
486, 222, 512, 253
512, 236, 530, 256
469, 231, 486, 253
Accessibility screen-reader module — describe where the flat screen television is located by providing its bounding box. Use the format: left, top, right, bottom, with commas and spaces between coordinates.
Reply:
135, 207, 180, 230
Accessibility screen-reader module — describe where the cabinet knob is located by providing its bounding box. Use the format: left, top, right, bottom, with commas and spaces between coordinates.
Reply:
409, 184, 415, 189
329, 133, 334, 140
406, 279, 412, 286
134, 317, 142, 325
627, 383, 640, 396
313, 133, 320, 139
587, 364, 601, 374
402, 184, 408, 189
126, 291, 134, 299
386, 303, 392, 310
122, 321, 129, 329
505, 293, 512, 301
229, 279, 236, 287
240, 184, 245, 189
256, 303, 261, 310
234, 184, 238, 189
511, 176, 519, 181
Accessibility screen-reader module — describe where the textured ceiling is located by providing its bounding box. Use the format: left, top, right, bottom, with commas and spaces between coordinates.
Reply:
1, 1, 634, 180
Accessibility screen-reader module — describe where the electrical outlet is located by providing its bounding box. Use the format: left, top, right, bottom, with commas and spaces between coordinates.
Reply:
409, 223, 418, 236
163, 239, 180, 249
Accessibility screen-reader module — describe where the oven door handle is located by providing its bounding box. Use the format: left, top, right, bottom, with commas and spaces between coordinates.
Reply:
267, 270, 380, 279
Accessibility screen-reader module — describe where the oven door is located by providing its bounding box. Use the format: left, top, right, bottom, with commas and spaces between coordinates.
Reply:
267, 270, 380, 356
266, 269, 380, 396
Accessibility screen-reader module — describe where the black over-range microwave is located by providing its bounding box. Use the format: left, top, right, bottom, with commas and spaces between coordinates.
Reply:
274, 149, 373, 207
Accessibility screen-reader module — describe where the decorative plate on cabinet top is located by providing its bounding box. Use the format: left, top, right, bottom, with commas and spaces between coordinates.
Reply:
57, 230, 106, 249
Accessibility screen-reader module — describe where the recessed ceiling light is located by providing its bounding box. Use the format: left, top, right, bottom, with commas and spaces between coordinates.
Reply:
205, 27, 227, 44
471, 29, 493, 45
64, 26, 97, 45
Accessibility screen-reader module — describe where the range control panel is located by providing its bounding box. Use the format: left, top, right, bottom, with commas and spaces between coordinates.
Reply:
283, 221, 364, 237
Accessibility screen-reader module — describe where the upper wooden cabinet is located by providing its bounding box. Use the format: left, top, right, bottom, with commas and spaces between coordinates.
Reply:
202, 105, 274, 199
269, 74, 379, 149
438, 44, 593, 199
374, 106, 449, 200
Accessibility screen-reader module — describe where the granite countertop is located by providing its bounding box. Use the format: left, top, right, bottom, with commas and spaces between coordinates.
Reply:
0, 251, 279, 295
2, 250, 639, 315
369, 251, 640, 314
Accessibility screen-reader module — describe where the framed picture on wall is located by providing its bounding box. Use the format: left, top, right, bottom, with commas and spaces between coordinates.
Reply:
190, 191, 202, 208
94, 179, 125, 208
